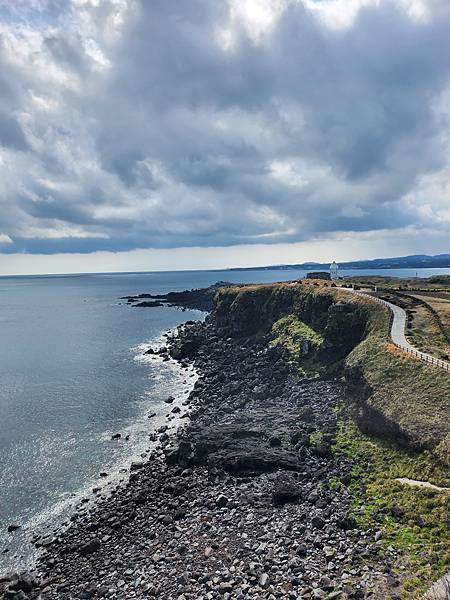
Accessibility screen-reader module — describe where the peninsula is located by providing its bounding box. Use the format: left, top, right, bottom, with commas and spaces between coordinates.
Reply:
2, 280, 449, 600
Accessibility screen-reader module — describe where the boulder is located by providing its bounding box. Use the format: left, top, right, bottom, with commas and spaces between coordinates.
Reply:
311, 516, 325, 530
272, 476, 302, 506
79, 538, 101, 556
215, 494, 229, 508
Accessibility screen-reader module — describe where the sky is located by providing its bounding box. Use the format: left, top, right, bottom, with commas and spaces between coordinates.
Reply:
0, 0, 449, 275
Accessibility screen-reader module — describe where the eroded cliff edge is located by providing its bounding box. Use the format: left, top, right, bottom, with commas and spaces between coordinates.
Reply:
2, 280, 448, 600
212, 281, 450, 466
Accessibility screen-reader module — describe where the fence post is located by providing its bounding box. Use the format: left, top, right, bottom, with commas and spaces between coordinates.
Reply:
347, 288, 450, 372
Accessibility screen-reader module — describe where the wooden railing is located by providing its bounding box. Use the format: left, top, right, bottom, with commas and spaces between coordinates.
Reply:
393, 290, 450, 345
390, 342, 450, 371
348, 290, 450, 372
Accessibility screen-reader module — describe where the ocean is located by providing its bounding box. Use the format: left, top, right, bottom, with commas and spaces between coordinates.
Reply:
0, 267, 449, 573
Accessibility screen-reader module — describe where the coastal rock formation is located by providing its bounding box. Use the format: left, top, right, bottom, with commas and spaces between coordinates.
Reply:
121, 282, 231, 312
4, 281, 448, 599
214, 283, 450, 464
2, 315, 400, 600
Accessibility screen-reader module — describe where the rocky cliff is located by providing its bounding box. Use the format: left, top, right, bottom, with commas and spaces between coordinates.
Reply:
214, 283, 370, 361
213, 282, 450, 465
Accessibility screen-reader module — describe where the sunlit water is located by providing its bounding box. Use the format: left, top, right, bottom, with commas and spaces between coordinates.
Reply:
0, 267, 448, 573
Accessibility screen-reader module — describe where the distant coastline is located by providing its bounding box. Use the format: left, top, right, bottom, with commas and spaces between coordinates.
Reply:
1, 253, 450, 279
228, 253, 450, 272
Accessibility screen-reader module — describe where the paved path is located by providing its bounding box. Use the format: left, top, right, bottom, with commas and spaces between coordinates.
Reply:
350, 290, 450, 599
395, 477, 450, 492
342, 288, 450, 598
346, 289, 450, 372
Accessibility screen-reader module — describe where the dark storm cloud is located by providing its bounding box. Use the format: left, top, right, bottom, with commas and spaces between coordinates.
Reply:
1, 0, 450, 254
0, 43, 28, 150
44, 34, 89, 73
0, 110, 28, 150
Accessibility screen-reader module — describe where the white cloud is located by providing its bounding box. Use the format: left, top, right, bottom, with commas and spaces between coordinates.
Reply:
0, 0, 449, 266
303, 0, 376, 30
269, 160, 308, 188
303, 0, 431, 30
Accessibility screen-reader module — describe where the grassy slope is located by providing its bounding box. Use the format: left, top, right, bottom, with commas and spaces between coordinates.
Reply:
406, 303, 450, 360
215, 281, 450, 597
216, 281, 450, 463
409, 293, 450, 359
334, 421, 450, 598
344, 294, 450, 464
412, 293, 450, 330
345, 274, 450, 290
271, 314, 324, 376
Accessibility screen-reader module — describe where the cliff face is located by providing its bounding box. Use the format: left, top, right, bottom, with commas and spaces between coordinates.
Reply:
213, 282, 450, 465
214, 283, 369, 361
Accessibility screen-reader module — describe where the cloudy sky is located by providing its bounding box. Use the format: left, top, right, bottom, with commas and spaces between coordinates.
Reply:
0, 0, 449, 275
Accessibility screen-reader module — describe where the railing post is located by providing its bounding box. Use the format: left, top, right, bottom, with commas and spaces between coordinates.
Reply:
343, 286, 450, 372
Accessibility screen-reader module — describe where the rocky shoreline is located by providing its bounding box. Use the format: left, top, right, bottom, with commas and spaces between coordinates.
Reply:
1, 310, 400, 600
121, 282, 231, 312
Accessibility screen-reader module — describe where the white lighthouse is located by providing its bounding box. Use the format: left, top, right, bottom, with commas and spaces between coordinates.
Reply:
330, 261, 339, 280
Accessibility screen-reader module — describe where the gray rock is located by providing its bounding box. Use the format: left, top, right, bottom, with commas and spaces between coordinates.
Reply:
215, 494, 229, 508
79, 538, 101, 556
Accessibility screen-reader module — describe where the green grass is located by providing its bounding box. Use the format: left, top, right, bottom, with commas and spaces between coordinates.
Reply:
334, 420, 450, 598
344, 274, 450, 291
272, 315, 323, 357
216, 282, 450, 463
344, 296, 450, 465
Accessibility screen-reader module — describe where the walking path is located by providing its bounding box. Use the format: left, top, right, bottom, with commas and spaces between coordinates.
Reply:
342, 288, 450, 599
346, 289, 450, 372
395, 477, 450, 492
349, 290, 450, 599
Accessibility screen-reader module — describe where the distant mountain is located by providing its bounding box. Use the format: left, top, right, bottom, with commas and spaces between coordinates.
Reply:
229, 254, 450, 272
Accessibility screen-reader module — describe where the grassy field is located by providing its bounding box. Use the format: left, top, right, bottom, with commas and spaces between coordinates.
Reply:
406, 293, 450, 361
343, 274, 450, 290
215, 281, 450, 464
406, 302, 450, 360
369, 289, 450, 361
411, 292, 450, 332
334, 420, 450, 599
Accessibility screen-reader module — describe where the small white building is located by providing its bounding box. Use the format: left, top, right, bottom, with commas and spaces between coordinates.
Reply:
330, 261, 339, 280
